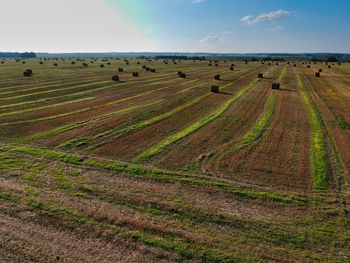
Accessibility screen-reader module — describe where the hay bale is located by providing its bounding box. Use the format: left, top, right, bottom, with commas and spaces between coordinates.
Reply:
208, 64, 212, 67
82, 63, 88, 67
230, 67, 234, 71
1, 61, 4, 64
23, 69, 33, 77
150, 69, 156, 73
118, 68, 124, 72
215, 63, 219, 67
258, 73, 263, 78
214, 74, 220, 80
179, 72, 186, 78
293, 64, 297, 67
272, 83, 280, 90
319, 69, 322, 72
307, 65, 311, 68
100, 64, 105, 68
142, 65, 147, 69
132, 72, 139, 77
71, 61, 76, 65
112, 75, 119, 81
39, 61, 44, 65
315, 72, 320, 77
54, 63, 58, 67
211, 85, 219, 93
328, 65, 331, 69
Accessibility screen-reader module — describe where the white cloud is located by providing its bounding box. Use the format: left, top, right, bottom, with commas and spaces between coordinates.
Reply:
0, 0, 156, 52
200, 35, 220, 43
241, 10, 291, 25
191, 0, 206, 4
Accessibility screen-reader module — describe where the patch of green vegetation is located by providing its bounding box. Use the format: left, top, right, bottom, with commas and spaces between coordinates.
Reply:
0, 154, 23, 170
24, 196, 261, 262
297, 73, 329, 190
9, 146, 307, 204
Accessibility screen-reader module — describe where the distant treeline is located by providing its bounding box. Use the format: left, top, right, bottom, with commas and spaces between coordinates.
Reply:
0, 52, 36, 58
154, 55, 206, 61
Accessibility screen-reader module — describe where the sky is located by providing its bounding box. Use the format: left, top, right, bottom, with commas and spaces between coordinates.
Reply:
0, 0, 349, 53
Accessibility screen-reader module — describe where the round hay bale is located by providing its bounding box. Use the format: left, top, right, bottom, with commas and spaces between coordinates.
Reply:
112, 75, 119, 81
132, 72, 139, 77
211, 85, 219, 93
272, 83, 280, 90
23, 69, 33, 77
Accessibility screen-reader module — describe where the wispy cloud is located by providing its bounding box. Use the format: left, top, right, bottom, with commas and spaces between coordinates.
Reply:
191, 0, 206, 4
241, 10, 291, 25
266, 26, 284, 32
200, 35, 219, 43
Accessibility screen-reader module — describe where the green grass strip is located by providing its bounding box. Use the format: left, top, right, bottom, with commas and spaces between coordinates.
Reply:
0, 77, 104, 96
0, 97, 96, 118
0, 80, 111, 101
297, 72, 329, 190
238, 94, 277, 147
134, 75, 268, 163
19, 100, 161, 144
0, 80, 197, 126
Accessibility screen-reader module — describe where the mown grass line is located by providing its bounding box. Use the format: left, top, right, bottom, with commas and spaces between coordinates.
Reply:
0, 77, 106, 96
134, 69, 274, 163
18, 100, 162, 144
296, 71, 329, 190
0, 97, 97, 118
0, 80, 112, 101
0, 73, 182, 111
236, 94, 278, 148
307, 74, 347, 193
0, 79, 200, 127
59, 67, 262, 149
0, 191, 260, 263
60, 84, 208, 149
4, 145, 307, 204
232, 66, 287, 149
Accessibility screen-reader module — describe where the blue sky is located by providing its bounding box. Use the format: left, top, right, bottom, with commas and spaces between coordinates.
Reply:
1, 0, 349, 53
110, 0, 350, 53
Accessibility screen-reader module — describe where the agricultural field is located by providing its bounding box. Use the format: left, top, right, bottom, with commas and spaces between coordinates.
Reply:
0, 58, 350, 262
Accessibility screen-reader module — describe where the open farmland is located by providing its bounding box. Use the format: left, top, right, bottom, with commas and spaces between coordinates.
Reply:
1, 58, 350, 262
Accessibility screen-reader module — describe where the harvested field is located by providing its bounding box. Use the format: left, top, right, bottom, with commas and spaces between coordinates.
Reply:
0, 58, 350, 262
